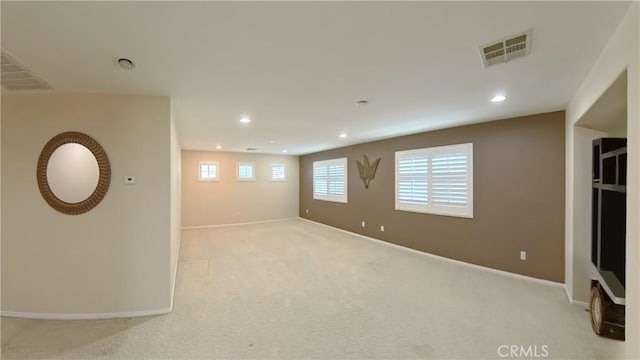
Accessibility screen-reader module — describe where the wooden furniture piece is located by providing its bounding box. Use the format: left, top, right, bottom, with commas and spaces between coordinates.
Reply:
590, 137, 626, 340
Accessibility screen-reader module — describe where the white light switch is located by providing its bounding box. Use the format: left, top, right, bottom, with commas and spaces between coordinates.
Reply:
124, 176, 136, 185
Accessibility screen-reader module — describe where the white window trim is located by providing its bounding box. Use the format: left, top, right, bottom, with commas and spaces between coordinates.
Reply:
236, 162, 255, 181
313, 157, 348, 203
269, 164, 287, 182
198, 161, 219, 182
395, 143, 473, 218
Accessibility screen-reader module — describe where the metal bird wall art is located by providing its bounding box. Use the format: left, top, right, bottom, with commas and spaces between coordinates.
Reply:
355, 155, 381, 189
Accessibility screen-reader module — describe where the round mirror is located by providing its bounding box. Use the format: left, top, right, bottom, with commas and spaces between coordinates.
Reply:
37, 131, 111, 215
47, 143, 100, 203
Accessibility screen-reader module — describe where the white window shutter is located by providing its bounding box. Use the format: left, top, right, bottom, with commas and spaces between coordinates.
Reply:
199, 162, 219, 181
397, 155, 428, 205
313, 158, 348, 203
431, 152, 469, 207
395, 144, 472, 218
270, 164, 286, 181
237, 162, 255, 181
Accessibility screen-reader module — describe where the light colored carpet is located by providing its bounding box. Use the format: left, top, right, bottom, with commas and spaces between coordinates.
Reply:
1, 219, 625, 359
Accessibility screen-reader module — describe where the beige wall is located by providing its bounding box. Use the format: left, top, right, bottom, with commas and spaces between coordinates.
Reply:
181, 150, 299, 227
565, 126, 606, 305
1, 94, 174, 317
300, 111, 565, 282
170, 112, 181, 305
566, 4, 639, 357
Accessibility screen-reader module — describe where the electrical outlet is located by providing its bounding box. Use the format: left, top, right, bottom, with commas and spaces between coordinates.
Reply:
380, 225, 385, 232
361, 221, 366, 227
305, 209, 309, 214
520, 251, 527, 261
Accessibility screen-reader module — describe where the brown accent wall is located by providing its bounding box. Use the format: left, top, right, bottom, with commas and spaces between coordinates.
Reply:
300, 111, 565, 282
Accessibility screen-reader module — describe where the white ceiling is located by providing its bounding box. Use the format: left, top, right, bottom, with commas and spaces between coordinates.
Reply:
1, 1, 630, 155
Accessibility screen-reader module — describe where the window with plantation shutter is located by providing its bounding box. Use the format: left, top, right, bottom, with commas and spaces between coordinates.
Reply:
395, 143, 473, 218
199, 161, 219, 181
270, 164, 286, 181
236, 162, 255, 181
313, 158, 348, 203
397, 152, 429, 206
431, 151, 468, 207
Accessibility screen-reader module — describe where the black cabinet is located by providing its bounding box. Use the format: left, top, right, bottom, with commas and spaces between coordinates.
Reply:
590, 138, 626, 340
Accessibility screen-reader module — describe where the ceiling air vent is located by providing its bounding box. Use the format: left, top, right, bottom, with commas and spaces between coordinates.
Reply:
1, 51, 52, 91
479, 30, 532, 68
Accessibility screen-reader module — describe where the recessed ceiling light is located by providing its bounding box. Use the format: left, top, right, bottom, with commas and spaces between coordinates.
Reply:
356, 100, 369, 106
490, 94, 506, 102
239, 116, 251, 123
215, 145, 222, 150
269, 140, 276, 144
339, 133, 347, 139
282, 150, 288, 153
116, 58, 135, 70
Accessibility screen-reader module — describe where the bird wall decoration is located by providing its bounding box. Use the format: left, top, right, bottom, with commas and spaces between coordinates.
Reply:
356, 154, 381, 189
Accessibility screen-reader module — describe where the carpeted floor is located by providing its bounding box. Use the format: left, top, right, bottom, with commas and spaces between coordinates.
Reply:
1, 219, 625, 359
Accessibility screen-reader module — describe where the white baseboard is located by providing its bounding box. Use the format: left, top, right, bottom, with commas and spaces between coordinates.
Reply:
564, 284, 573, 304
570, 299, 589, 308
563, 279, 590, 308
182, 217, 298, 230
299, 217, 565, 289
1, 307, 171, 320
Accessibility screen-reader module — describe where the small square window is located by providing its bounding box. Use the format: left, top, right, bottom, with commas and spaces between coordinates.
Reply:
199, 162, 219, 181
270, 164, 286, 181
237, 162, 255, 181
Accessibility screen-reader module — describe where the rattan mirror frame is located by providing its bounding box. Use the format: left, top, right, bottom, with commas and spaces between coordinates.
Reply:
37, 131, 111, 215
